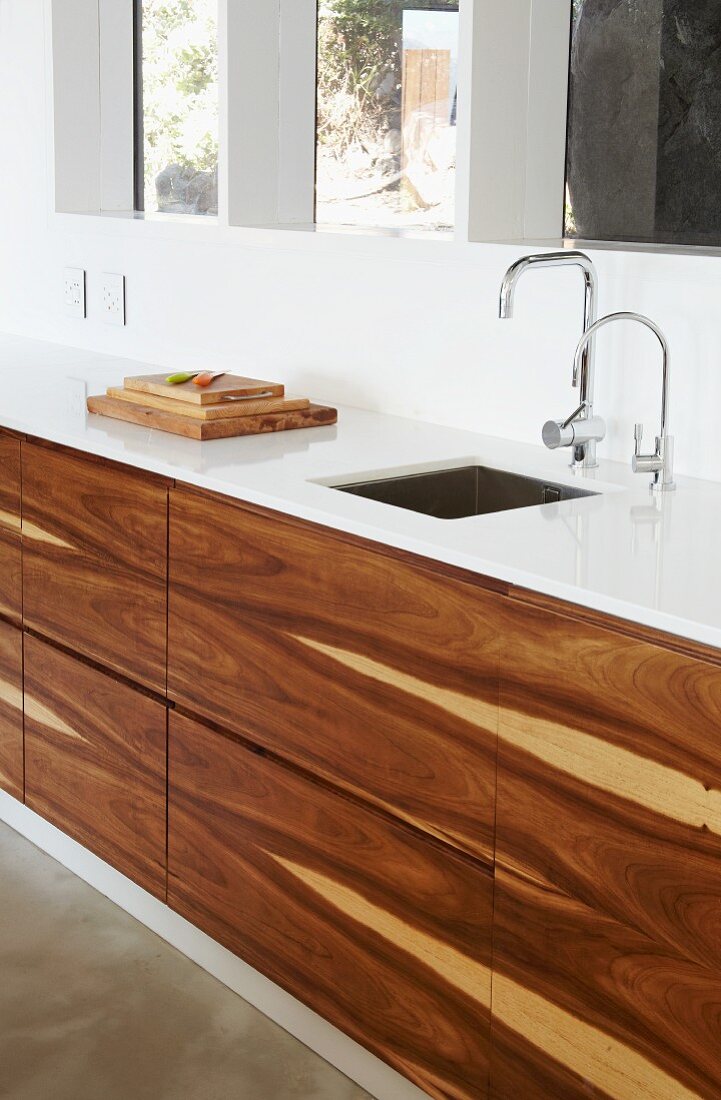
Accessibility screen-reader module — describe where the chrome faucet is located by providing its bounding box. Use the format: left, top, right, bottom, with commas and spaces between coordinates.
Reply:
572, 312, 675, 493
499, 251, 603, 469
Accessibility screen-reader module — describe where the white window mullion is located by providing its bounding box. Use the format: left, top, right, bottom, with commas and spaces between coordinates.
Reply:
463, 0, 570, 242
226, 0, 280, 226
52, 0, 134, 215
98, 0, 134, 213
216, 0, 230, 224
277, 0, 316, 226
226, 0, 315, 228
51, 0, 102, 214
453, 0, 476, 242
524, 1, 571, 239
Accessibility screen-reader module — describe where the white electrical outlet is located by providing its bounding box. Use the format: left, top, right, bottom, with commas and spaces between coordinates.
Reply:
101, 273, 126, 326
63, 268, 86, 319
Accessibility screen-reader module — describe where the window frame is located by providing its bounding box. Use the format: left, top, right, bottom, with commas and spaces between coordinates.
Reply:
49, 0, 574, 248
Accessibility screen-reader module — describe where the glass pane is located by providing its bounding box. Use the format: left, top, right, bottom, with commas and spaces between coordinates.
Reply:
136, 0, 218, 216
566, 1, 721, 246
316, 1, 459, 232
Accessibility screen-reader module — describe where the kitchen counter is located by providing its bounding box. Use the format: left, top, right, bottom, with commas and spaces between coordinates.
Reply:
2, 332, 720, 650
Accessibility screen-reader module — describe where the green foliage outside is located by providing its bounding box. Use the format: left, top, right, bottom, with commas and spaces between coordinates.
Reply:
317, 0, 457, 155
139, 0, 458, 221
140, 0, 218, 213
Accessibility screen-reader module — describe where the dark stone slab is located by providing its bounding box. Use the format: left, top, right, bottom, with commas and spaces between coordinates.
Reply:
566, 0, 721, 246
566, 0, 664, 242
655, 2, 721, 243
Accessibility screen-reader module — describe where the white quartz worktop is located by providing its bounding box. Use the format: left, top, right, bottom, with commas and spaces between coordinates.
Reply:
3, 333, 721, 651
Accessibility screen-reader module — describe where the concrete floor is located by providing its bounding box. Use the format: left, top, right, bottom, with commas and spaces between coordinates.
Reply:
0, 823, 373, 1100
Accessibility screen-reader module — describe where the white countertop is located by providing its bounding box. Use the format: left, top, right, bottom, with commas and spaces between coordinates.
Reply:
3, 333, 720, 651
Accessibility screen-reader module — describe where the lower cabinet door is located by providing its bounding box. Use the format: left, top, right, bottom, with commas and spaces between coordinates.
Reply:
22, 442, 169, 692
491, 601, 721, 1100
0, 619, 23, 801
168, 711, 493, 1100
24, 636, 167, 899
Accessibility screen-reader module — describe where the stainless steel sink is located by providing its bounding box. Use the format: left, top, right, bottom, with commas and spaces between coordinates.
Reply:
333, 465, 597, 520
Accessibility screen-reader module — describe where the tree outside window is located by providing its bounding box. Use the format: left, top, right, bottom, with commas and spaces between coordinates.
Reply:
136, 0, 218, 216
316, 0, 460, 231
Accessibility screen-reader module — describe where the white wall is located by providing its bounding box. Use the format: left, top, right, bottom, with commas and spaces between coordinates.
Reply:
1, 0, 720, 481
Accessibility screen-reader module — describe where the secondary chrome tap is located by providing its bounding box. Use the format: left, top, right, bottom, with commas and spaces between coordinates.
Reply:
572, 312, 675, 493
499, 251, 602, 469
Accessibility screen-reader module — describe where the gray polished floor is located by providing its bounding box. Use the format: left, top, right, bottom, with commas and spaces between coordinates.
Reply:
0, 823, 373, 1100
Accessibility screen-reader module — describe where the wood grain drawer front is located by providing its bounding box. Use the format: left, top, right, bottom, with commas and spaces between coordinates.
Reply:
0, 433, 22, 622
168, 712, 493, 1100
24, 636, 167, 899
491, 601, 721, 1099
168, 491, 500, 863
0, 620, 23, 801
22, 443, 168, 692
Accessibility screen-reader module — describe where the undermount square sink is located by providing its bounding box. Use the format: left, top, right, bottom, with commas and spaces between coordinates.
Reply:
333, 464, 597, 520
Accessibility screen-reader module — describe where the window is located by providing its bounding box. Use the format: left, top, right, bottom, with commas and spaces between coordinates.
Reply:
50, 0, 572, 244
565, 0, 721, 247
316, 1, 459, 232
134, 0, 219, 216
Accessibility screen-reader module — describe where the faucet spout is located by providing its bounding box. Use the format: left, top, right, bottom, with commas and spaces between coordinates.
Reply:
572, 312, 675, 493
498, 251, 599, 468
499, 251, 597, 329
498, 256, 533, 320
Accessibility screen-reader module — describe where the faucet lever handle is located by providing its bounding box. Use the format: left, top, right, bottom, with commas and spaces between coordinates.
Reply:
634, 422, 644, 455
562, 401, 589, 430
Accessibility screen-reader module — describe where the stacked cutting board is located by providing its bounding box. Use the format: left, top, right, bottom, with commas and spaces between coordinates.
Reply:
87, 373, 337, 440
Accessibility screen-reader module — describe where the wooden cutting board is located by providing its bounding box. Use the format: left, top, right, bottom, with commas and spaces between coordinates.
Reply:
124, 373, 285, 406
87, 394, 337, 440
106, 386, 310, 421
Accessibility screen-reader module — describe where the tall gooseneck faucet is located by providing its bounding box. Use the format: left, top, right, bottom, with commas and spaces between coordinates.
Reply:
499, 251, 601, 469
573, 312, 675, 493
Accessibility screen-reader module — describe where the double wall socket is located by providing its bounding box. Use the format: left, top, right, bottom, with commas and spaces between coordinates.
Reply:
63, 268, 86, 319
101, 273, 126, 326
62, 269, 127, 325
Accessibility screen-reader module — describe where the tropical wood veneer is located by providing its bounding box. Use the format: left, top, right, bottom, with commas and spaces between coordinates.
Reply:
168, 711, 493, 1100
0, 430, 22, 622
22, 441, 170, 692
0, 618, 23, 801
24, 635, 167, 898
168, 488, 501, 866
5, 437, 721, 1100
490, 599, 721, 1099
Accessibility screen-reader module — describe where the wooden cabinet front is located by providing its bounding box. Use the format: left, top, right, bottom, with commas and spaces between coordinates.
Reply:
168, 489, 500, 865
168, 711, 493, 1100
0, 619, 23, 801
24, 636, 167, 898
22, 442, 169, 692
491, 600, 721, 1099
0, 430, 22, 622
